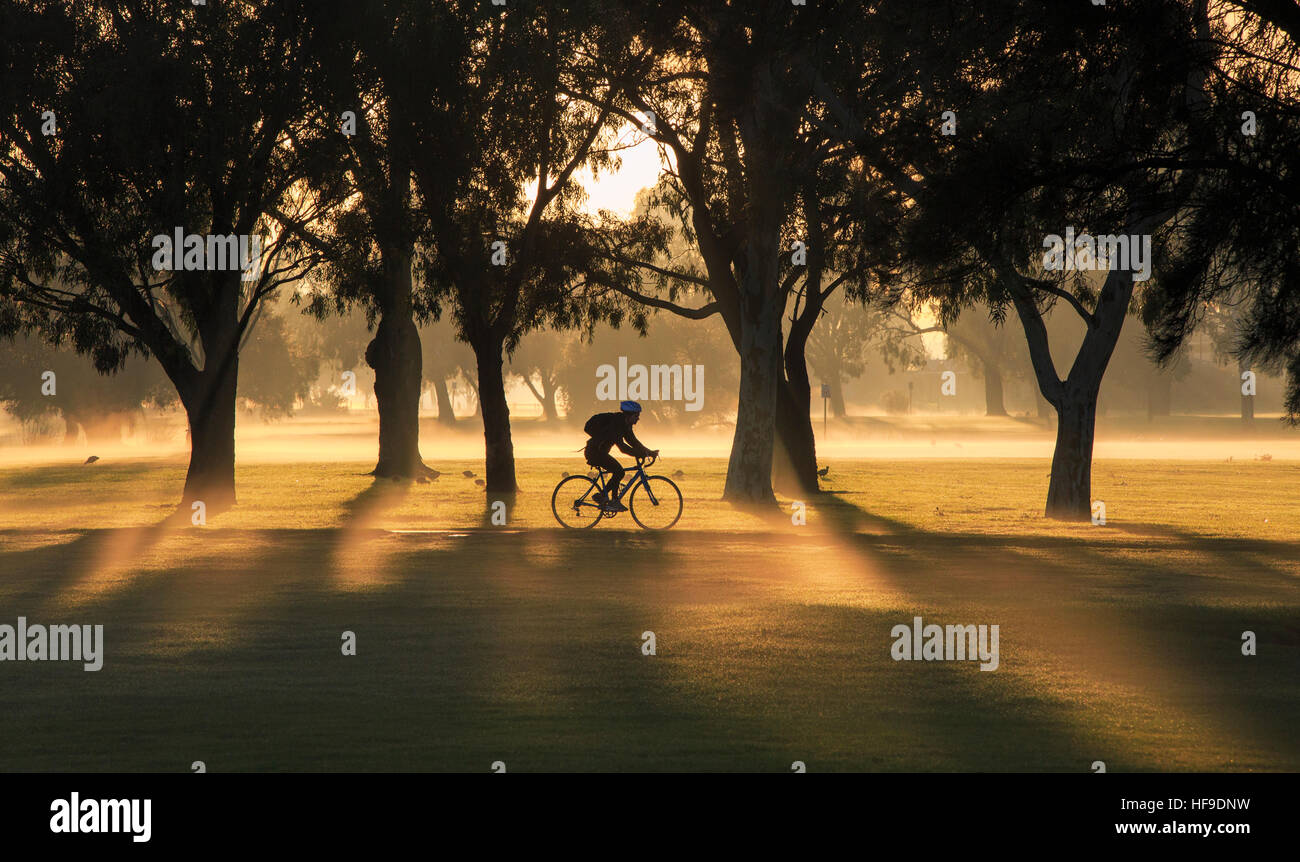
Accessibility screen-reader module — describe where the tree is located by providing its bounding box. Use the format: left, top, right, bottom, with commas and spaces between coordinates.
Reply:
890, 304, 1031, 418
414, 2, 640, 493
1198, 303, 1259, 424
421, 316, 473, 427
806, 297, 875, 419
1145, 2, 1300, 421
509, 330, 567, 422
290, 0, 487, 479
588, 2, 899, 502
772, 149, 899, 490
234, 303, 320, 419
820, 0, 1217, 519
0, 1, 333, 511
0, 332, 172, 443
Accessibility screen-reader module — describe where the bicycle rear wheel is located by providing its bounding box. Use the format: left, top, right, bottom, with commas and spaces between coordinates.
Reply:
552, 475, 604, 529
629, 476, 683, 530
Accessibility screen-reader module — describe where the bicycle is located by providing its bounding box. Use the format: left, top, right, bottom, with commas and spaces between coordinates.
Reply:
551, 453, 684, 530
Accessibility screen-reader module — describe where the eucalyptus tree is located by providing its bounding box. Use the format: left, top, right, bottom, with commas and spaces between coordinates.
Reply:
412, 1, 643, 492
1145, 0, 1300, 420
584, 1, 898, 502
0, 0, 334, 511
816, 0, 1220, 519
289, 0, 480, 479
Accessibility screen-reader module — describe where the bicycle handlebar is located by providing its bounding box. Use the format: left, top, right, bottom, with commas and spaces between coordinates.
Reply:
639, 452, 658, 468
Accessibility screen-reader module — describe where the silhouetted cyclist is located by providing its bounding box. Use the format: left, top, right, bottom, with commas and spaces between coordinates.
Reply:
583, 400, 657, 512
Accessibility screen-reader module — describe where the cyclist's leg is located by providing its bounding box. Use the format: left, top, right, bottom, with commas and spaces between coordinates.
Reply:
608, 460, 627, 501
585, 449, 620, 503
588, 452, 625, 508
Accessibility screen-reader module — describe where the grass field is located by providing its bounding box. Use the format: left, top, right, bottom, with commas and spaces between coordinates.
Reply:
2, 456, 1298, 771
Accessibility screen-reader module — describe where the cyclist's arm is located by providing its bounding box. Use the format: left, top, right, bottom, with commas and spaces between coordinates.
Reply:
622, 430, 653, 458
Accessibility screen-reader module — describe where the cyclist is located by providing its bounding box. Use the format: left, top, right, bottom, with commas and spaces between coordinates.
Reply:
583, 400, 658, 512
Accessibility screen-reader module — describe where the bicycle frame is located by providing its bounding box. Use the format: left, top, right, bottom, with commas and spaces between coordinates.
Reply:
588, 456, 659, 508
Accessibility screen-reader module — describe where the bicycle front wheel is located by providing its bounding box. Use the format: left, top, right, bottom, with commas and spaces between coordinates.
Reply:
629, 476, 683, 530
552, 475, 604, 529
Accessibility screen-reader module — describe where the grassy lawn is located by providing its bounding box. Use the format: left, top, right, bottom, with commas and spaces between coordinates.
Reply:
1, 456, 1298, 771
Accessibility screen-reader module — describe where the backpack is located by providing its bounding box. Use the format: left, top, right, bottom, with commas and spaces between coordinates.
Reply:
583, 414, 604, 437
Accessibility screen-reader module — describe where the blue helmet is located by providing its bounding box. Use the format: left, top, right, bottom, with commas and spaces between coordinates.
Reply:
620, 400, 642, 413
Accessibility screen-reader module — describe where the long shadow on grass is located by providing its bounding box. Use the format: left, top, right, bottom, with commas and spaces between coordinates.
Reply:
0, 525, 522, 770
0, 519, 177, 613
339, 478, 411, 525
810, 494, 1300, 769
312, 529, 1107, 770
7, 503, 1295, 770
497, 511, 1123, 770
1, 522, 1077, 770
1108, 520, 1300, 589
1028, 518, 1300, 767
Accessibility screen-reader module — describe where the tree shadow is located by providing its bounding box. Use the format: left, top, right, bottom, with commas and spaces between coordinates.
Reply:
339, 477, 412, 527
806, 494, 1300, 768
480, 491, 518, 529
0, 517, 180, 614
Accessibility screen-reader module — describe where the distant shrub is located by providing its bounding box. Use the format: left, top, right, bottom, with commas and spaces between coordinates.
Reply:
881, 389, 909, 415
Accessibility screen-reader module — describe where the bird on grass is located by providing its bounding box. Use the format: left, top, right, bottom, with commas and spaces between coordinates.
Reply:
462, 470, 476, 478
816, 466, 829, 477
562, 471, 570, 478
83, 455, 99, 465
427, 470, 441, 480
474, 478, 486, 488
671, 469, 685, 479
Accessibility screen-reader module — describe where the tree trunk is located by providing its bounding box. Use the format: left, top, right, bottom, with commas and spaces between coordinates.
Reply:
1045, 388, 1098, 521
721, 60, 795, 506
774, 371, 820, 496
169, 271, 246, 515
983, 363, 1008, 416
432, 375, 456, 426
179, 355, 239, 513
540, 375, 559, 422
829, 374, 847, 418
1147, 372, 1172, 420
62, 412, 83, 445
473, 336, 517, 493
1035, 387, 1052, 423
723, 198, 785, 505
726, 316, 782, 504
464, 376, 482, 419
777, 263, 823, 495
367, 311, 428, 478
1011, 264, 1133, 522
521, 372, 560, 422
1239, 359, 1255, 424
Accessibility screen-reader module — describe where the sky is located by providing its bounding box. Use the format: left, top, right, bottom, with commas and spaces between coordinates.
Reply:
573, 122, 949, 358
580, 122, 665, 217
